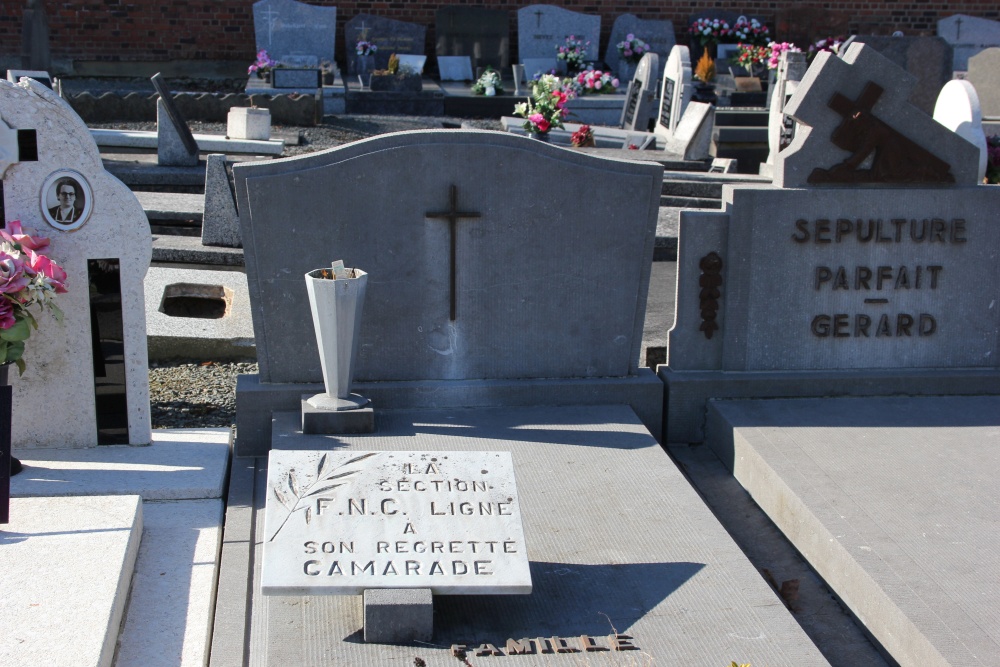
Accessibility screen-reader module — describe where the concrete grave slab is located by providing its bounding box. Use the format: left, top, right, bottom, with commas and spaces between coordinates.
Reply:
0, 495, 142, 667
517, 5, 600, 62
236, 405, 832, 665
0, 78, 152, 448
144, 267, 255, 361
10, 428, 231, 500
938, 14, 1000, 71
966, 47, 1000, 119
604, 14, 675, 80
933, 79, 988, 181
665, 101, 714, 160
346, 13, 426, 75
706, 395, 1000, 667
262, 450, 531, 595
436, 7, 510, 73
115, 499, 224, 667
253, 0, 336, 65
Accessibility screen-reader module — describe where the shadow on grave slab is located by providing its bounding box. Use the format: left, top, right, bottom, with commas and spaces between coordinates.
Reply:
427, 560, 704, 641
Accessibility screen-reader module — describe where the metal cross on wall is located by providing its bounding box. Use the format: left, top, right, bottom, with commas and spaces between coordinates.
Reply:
425, 185, 482, 321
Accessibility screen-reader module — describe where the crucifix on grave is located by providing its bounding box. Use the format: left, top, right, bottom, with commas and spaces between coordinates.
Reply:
425, 185, 482, 321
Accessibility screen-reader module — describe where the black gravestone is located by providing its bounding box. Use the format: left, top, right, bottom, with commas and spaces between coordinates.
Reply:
620, 80, 642, 130
0, 383, 11, 524
345, 13, 427, 75
436, 7, 510, 74
20, 0, 50, 71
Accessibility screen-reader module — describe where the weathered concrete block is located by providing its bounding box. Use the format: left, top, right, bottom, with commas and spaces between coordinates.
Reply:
363, 589, 433, 643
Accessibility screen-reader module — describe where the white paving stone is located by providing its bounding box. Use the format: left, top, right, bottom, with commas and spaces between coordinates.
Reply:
0, 495, 142, 667
11, 427, 230, 500
116, 499, 224, 667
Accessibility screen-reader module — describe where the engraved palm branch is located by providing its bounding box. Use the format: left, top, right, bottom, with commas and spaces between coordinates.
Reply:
268, 452, 377, 542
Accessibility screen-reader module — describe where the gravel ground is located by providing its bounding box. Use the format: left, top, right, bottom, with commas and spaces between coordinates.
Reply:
142, 114, 507, 429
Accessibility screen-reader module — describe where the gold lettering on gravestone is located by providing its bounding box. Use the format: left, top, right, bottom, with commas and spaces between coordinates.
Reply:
791, 217, 967, 338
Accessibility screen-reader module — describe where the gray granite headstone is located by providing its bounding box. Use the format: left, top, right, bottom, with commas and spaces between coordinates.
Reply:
233, 130, 662, 385
201, 154, 241, 248
253, 0, 336, 65
851, 35, 952, 115
965, 47, 1000, 119
436, 7, 510, 73
604, 14, 675, 77
345, 13, 426, 75
663, 42, 1000, 444
937, 14, 1000, 72
517, 5, 600, 62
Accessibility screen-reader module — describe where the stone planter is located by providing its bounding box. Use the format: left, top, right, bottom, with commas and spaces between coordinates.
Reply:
368, 72, 422, 93
227, 107, 271, 140
304, 268, 369, 411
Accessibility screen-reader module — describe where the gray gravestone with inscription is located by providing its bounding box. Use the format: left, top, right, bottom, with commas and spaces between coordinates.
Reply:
760, 50, 808, 178
233, 130, 663, 455
938, 14, 1000, 72
517, 5, 600, 62
661, 42, 996, 443
346, 13, 426, 75
253, 0, 336, 66
604, 14, 675, 78
262, 450, 531, 595
965, 47, 1000, 120
436, 7, 510, 74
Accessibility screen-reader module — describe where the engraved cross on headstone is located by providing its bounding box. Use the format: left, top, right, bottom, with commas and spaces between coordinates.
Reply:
425, 185, 481, 321
260, 1, 280, 46
534, 10, 544, 28
954, 16, 963, 41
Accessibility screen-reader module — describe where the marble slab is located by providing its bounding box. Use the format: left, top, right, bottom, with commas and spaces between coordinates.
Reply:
262, 450, 532, 595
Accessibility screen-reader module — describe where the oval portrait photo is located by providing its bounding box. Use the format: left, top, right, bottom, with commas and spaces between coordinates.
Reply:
40, 170, 93, 231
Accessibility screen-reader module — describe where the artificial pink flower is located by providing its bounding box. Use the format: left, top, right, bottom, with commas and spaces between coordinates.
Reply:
0, 256, 28, 294
0, 298, 14, 329
535, 117, 551, 133
26, 250, 68, 293
1, 220, 50, 252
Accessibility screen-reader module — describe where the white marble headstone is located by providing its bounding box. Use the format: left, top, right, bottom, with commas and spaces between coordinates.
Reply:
657, 45, 692, 136
262, 450, 532, 595
933, 79, 988, 182
0, 79, 151, 448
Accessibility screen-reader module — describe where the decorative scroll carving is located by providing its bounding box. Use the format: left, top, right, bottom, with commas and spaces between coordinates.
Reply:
808, 82, 955, 185
698, 252, 723, 339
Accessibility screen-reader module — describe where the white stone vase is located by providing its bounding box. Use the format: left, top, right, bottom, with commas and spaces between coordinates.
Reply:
304, 268, 368, 410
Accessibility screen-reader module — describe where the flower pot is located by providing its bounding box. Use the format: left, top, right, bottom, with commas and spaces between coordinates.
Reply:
304, 268, 369, 410
528, 132, 551, 143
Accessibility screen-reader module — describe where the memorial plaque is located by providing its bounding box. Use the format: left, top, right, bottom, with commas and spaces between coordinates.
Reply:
345, 13, 426, 74
262, 450, 532, 595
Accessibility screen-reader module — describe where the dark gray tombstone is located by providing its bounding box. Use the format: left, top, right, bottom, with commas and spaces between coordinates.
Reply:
253, 0, 336, 65
232, 130, 663, 454
346, 14, 426, 75
604, 14, 674, 79
0, 383, 10, 524
852, 36, 953, 115
150, 73, 199, 165
436, 7, 511, 74
20, 0, 50, 72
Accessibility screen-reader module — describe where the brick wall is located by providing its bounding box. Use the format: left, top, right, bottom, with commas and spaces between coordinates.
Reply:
2, 1, 998, 70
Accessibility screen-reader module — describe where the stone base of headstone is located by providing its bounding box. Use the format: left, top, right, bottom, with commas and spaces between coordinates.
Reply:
157, 99, 198, 167
227, 107, 270, 141
362, 589, 432, 643
301, 394, 375, 434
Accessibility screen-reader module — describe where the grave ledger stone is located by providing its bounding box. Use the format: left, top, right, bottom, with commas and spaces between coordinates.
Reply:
436, 7, 510, 74
253, 0, 335, 66
0, 78, 152, 448
517, 5, 600, 62
345, 14, 426, 76
233, 130, 664, 455
660, 43, 992, 443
